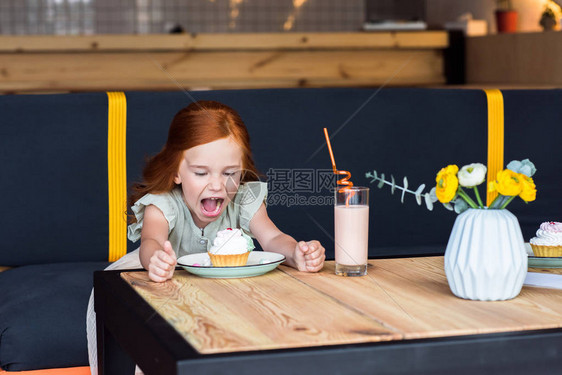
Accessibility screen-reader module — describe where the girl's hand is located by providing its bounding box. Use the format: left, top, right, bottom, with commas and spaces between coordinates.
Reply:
147, 240, 177, 282
294, 240, 325, 272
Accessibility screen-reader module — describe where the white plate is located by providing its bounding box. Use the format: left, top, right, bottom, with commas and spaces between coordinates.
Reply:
526, 243, 562, 268
177, 251, 286, 278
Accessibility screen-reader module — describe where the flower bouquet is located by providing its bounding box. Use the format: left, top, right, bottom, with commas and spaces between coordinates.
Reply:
366, 159, 537, 301
434, 159, 536, 212
365, 159, 536, 213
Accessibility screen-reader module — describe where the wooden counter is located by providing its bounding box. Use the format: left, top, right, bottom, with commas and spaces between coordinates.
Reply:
0, 32, 448, 94
466, 32, 562, 86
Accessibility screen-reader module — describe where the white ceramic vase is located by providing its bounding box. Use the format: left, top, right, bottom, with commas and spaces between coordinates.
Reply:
444, 208, 528, 301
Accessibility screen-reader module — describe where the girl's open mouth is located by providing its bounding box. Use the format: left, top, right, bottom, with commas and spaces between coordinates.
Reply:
201, 197, 224, 217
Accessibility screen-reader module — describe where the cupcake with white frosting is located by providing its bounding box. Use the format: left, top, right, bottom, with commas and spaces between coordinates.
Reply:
530, 221, 562, 257
208, 228, 255, 267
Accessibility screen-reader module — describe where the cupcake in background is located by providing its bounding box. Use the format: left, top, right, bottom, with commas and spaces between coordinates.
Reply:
530, 221, 562, 257
208, 228, 254, 267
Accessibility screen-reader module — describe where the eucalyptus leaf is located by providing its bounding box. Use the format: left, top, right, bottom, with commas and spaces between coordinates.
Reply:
400, 177, 408, 203
443, 202, 454, 211
429, 187, 438, 203
452, 198, 468, 213
401, 177, 408, 203
377, 178, 385, 189
364, 168, 439, 212
424, 193, 434, 211
519, 165, 532, 177
523, 158, 537, 177
489, 194, 506, 209
506, 160, 521, 173
507, 159, 536, 177
415, 184, 425, 204
415, 184, 426, 195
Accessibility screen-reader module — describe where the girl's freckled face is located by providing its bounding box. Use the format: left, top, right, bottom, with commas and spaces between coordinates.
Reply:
174, 137, 243, 228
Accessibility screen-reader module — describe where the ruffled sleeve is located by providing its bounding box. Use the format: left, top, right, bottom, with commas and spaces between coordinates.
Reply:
127, 192, 178, 243
236, 181, 268, 234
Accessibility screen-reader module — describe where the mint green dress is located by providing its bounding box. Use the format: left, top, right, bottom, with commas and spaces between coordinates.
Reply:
127, 181, 267, 258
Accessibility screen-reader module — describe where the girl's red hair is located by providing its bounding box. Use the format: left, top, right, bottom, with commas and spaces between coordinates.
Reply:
128, 100, 260, 222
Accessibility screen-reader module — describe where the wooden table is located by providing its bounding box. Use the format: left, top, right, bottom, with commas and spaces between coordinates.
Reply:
94, 257, 562, 375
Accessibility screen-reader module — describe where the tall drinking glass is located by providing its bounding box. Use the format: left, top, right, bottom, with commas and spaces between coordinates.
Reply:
334, 187, 369, 276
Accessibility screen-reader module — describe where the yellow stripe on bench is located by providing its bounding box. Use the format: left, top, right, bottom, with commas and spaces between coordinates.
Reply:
107, 92, 127, 262
484, 89, 504, 207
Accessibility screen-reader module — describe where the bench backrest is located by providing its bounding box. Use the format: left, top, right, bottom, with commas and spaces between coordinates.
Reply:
1, 88, 560, 266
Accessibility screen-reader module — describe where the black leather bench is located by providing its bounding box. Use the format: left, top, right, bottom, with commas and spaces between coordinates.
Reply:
1, 88, 560, 371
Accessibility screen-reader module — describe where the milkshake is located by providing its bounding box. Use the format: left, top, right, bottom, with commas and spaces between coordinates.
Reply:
334, 187, 369, 276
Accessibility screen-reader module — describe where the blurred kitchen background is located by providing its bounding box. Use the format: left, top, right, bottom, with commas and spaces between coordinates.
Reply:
1, 0, 562, 93
1, 0, 559, 35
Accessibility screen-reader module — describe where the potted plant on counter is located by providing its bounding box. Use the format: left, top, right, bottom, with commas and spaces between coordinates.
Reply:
540, 6, 558, 31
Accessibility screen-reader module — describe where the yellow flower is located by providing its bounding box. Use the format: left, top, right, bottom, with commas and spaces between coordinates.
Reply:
437, 164, 459, 179
519, 174, 537, 202
435, 165, 459, 203
492, 169, 522, 196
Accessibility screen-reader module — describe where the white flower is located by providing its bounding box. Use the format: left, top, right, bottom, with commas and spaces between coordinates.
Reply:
458, 163, 487, 187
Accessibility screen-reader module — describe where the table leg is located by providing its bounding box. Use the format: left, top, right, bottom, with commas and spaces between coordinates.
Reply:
97, 313, 136, 375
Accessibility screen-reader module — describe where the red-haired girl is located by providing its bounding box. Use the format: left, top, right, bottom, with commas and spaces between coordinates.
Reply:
87, 100, 325, 374
128, 100, 325, 280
